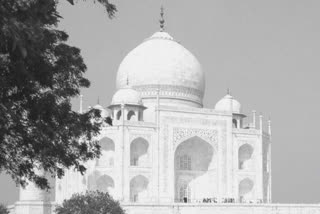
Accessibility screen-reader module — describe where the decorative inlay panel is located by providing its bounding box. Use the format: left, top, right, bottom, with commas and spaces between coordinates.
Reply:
133, 84, 203, 105
172, 127, 218, 148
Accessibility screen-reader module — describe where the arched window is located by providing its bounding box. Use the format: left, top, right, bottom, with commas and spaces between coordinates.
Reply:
88, 172, 115, 196
178, 155, 191, 170
130, 175, 149, 202
96, 137, 115, 167
233, 119, 238, 128
116, 110, 122, 120
130, 138, 149, 167
238, 144, 254, 170
96, 175, 114, 193
179, 182, 191, 203
127, 110, 136, 121
239, 178, 254, 202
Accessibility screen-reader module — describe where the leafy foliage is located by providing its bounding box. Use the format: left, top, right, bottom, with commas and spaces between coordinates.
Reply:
0, 0, 117, 189
66, 0, 117, 18
55, 191, 125, 214
0, 204, 9, 214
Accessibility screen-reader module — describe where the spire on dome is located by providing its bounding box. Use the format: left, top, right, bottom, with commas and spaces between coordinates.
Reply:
159, 6, 165, 31
227, 88, 231, 95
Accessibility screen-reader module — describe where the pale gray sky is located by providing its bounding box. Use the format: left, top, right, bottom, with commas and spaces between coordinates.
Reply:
1, 0, 320, 205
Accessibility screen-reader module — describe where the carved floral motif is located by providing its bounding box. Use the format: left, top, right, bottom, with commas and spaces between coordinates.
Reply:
133, 84, 203, 105
173, 127, 218, 148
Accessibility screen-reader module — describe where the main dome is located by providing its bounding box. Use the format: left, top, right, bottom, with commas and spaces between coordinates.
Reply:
116, 31, 205, 107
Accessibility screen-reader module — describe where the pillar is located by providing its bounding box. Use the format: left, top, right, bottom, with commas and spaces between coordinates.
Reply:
252, 110, 256, 128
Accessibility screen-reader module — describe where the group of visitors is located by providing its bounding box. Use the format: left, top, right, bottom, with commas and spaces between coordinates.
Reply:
181, 197, 264, 204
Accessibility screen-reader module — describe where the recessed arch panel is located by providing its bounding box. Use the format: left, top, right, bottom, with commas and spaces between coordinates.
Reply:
96, 137, 115, 167
239, 178, 254, 202
130, 175, 149, 202
130, 137, 149, 166
238, 143, 254, 170
174, 136, 215, 202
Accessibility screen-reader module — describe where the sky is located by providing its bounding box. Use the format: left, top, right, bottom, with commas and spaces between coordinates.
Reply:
1, 0, 320, 205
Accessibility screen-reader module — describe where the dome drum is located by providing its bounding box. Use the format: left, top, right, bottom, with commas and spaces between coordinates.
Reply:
132, 84, 204, 107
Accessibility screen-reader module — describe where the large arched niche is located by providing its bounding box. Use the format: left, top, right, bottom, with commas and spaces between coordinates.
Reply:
239, 178, 254, 202
130, 137, 149, 167
174, 136, 215, 202
238, 143, 254, 170
88, 171, 100, 191
130, 175, 149, 202
96, 137, 115, 167
88, 172, 115, 195
97, 175, 115, 193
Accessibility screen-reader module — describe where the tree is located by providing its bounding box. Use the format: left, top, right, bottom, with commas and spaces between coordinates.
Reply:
55, 191, 125, 214
0, 204, 9, 214
0, 0, 117, 189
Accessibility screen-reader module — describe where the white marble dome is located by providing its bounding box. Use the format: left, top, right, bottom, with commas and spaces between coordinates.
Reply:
111, 86, 142, 106
215, 94, 241, 114
116, 31, 205, 107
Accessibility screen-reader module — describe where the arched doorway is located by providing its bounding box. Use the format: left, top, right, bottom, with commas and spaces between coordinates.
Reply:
127, 110, 136, 121
174, 136, 214, 202
232, 119, 238, 128
178, 180, 191, 203
96, 137, 115, 167
88, 172, 115, 195
116, 110, 122, 120
97, 175, 115, 193
238, 144, 254, 170
130, 175, 149, 202
239, 178, 254, 202
130, 137, 149, 166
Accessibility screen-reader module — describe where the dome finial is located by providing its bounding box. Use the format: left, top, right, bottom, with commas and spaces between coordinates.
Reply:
97, 96, 100, 105
227, 88, 231, 95
159, 6, 165, 32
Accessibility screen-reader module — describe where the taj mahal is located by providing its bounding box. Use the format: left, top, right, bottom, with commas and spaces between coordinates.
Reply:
9, 10, 320, 214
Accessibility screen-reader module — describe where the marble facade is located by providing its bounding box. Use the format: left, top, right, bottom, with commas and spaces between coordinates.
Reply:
9, 30, 320, 214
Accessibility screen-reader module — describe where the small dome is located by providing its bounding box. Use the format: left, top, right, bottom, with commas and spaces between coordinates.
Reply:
215, 94, 241, 114
111, 86, 142, 106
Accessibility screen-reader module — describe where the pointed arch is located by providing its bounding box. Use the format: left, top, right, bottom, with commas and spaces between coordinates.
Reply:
96, 137, 115, 167
238, 144, 254, 170
239, 178, 254, 202
232, 119, 238, 128
178, 180, 191, 203
88, 172, 114, 195
96, 174, 114, 193
130, 137, 149, 166
127, 110, 136, 121
174, 136, 214, 202
116, 110, 122, 120
130, 175, 149, 202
